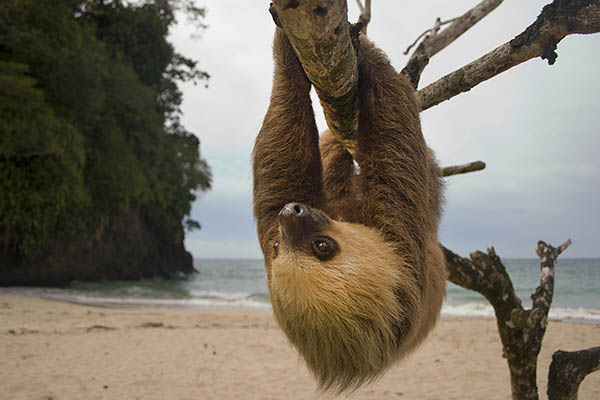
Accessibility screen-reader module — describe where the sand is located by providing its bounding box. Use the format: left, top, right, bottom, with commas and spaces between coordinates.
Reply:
1, 294, 598, 400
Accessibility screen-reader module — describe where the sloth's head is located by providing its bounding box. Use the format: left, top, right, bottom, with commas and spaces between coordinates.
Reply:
269, 202, 420, 392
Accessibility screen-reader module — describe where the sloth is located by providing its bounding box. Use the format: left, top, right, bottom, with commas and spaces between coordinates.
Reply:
252, 27, 447, 392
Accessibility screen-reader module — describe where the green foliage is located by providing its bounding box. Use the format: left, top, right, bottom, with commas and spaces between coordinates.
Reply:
0, 61, 88, 255
0, 0, 210, 259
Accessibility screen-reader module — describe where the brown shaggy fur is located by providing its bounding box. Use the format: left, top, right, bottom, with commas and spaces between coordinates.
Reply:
252, 28, 447, 393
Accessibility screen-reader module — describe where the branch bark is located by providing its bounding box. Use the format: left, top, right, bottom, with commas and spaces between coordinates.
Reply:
270, 0, 360, 153
547, 347, 600, 400
417, 0, 600, 111
402, 0, 504, 88
441, 160, 486, 177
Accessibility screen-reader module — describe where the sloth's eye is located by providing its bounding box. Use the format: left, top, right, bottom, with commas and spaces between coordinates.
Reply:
273, 241, 280, 256
311, 237, 337, 261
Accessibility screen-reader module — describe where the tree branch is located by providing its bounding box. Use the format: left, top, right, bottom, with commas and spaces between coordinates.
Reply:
441, 160, 486, 177
270, 0, 360, 154
402, 0, 504, 88
355, 0, 371, 34
417, 0, 600, 111
529, 239, 572, 325
269, 0, 600, 153
548, 346, 600, 400
443, 246, 522, 312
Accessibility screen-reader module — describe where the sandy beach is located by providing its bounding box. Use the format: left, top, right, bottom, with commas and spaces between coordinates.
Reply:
1, 294, 598, 400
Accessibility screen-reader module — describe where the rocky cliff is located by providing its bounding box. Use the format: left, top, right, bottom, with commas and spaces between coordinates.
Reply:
0, 210, 195, 286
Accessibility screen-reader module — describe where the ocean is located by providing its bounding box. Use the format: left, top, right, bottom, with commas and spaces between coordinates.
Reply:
1, 258, 599, 323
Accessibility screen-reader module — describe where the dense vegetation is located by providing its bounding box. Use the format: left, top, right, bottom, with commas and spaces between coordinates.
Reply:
0, 0, 211, 278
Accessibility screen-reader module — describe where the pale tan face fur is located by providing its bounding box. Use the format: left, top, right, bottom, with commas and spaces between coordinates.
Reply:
269, 217, 421, 392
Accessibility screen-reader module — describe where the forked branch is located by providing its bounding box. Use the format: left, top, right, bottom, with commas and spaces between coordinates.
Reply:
444, 239, 572, 399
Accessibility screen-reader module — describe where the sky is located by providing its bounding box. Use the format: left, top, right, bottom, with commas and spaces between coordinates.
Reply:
170, 1, 600, 259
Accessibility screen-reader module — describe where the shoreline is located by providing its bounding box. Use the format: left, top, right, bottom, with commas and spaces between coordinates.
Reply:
2, 294, 599, 400
2, 288, 599, 325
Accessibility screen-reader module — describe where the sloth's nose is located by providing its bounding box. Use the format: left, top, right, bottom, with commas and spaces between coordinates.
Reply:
280, 202, 308, 219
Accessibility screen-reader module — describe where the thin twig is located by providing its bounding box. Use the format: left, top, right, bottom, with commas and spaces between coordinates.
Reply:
402, 0, 504, 88
403, 17, 460, 55
355, 0, 364, 13
357, 0, 371, 34
557, 238, 573, 254
403, 24, 436, 56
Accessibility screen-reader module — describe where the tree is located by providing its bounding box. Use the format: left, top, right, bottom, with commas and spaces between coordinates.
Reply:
268, 0, 599, 399
0, 0, 211, 282
0, 61, 87, 256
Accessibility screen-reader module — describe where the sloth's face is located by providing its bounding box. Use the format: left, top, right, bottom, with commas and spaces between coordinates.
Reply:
273, 202, 338, 262
268, 202, 411, 389
270, 202, 403, 304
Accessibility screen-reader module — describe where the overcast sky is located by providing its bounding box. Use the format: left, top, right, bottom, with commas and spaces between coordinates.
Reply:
170, 1, 600, 259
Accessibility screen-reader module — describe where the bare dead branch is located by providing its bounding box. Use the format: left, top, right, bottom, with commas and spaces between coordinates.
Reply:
441, 160, 486, 177
270, 0, 359, 153
402, 0, 504, 88
417, 0, 600, 111
510, 239, 572, 331
444, 239, 572, 400
548, 347, 600, 400
532, 240, 571, 310
444, 246, 522, 311
556, 238, 573, 254
511, 239, 571, 332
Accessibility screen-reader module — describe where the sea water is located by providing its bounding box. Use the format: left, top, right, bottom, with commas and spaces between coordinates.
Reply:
1, 258, 599, 323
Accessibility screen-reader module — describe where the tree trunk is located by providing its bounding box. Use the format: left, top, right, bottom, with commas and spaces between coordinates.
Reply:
444, 240, 571, 400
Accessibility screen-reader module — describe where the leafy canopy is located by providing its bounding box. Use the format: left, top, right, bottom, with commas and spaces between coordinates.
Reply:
0, 0, 211, 258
